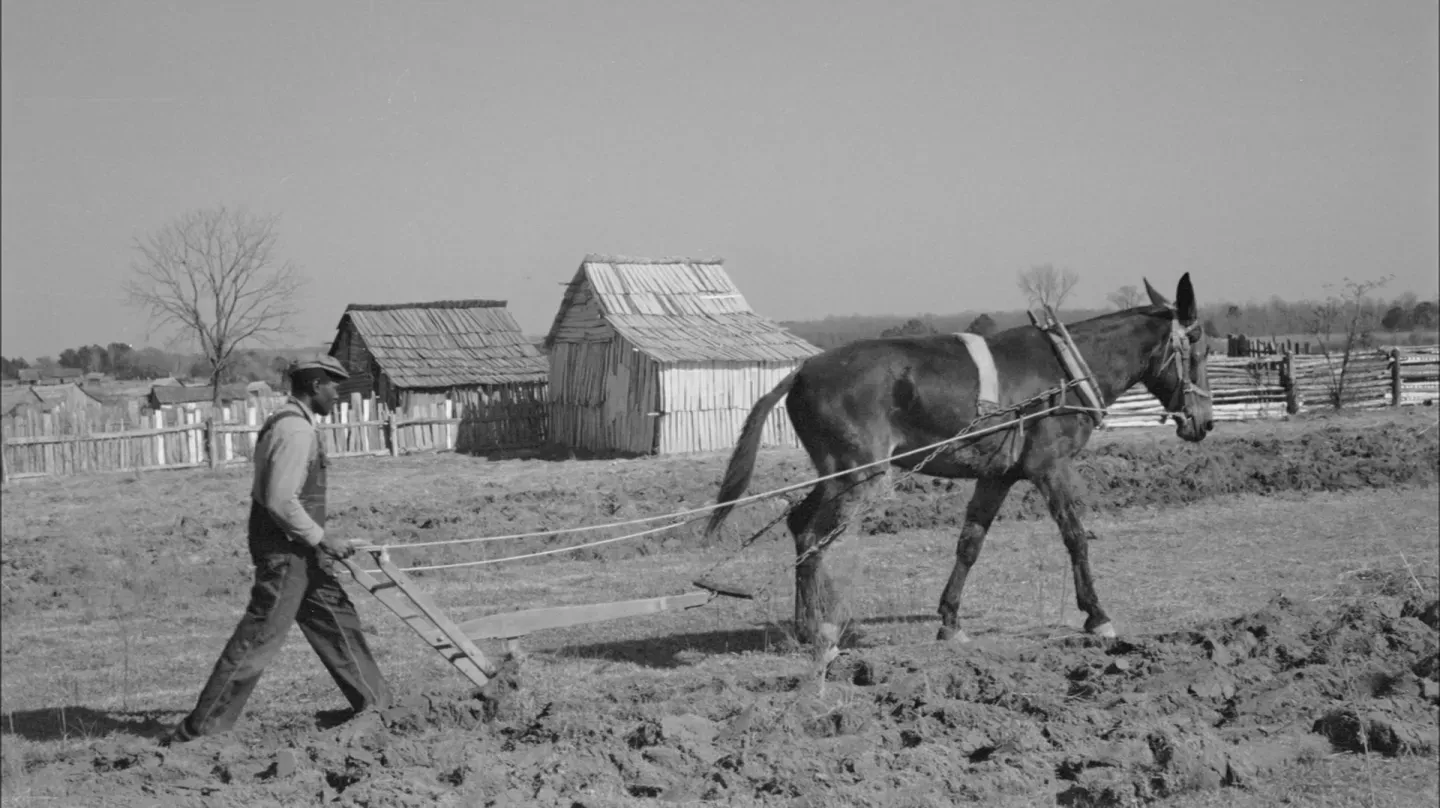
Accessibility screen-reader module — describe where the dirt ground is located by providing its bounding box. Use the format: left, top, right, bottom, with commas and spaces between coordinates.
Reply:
2, 408, 1437, 806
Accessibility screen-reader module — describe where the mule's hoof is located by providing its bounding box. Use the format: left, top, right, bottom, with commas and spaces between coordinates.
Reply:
936, 626, 972, 644
816, 644, 840, 666
1089, 621, 1117, 639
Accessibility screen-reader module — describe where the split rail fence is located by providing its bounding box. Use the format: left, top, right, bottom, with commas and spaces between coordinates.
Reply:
1105, 348, 1439, 428
3, 349, 1437, 480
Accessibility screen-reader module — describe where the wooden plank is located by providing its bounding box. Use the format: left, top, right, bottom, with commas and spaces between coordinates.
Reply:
341, 558, 495, 688
373, 555, 498, 677
460, 591, 713, 640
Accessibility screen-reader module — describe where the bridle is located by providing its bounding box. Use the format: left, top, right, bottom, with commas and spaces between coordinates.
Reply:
1157, 316, 1210, 424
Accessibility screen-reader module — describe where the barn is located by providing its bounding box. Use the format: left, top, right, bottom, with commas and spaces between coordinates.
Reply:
328, 300, 549, 451
544, 255, 820, 455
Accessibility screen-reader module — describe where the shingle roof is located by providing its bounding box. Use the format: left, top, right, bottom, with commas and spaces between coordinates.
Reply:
333, 299, 549, 388
149, 384, 251, 406
545, 256, 820, 363
31, 384, 103, 409
1, 387, 43, 416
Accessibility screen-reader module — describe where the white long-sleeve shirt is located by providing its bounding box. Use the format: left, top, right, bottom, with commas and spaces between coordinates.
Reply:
250, 398, 325, 547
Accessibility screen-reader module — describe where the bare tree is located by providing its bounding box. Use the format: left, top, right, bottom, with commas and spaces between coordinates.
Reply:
125, 207, 305, 408
1306, 275, 1392, 408
1017, 264, 1080, 311
1106, 285, 1144, 310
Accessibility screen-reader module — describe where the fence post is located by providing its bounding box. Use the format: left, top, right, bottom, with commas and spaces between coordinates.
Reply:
1282, 351, 1299, 414
387, 411, 399, 457
1390, 348, 1402, 407
444, 399, 454, 450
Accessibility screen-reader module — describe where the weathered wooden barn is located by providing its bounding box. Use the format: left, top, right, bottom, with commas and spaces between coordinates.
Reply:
328, 300, 549, 450
545, 256, 820, 455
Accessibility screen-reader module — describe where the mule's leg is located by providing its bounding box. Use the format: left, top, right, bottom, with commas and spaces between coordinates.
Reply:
936, 475, 1016, 642
791, 482, 840, 648
791, 471, 880, 649
1032, 462, 1114, 637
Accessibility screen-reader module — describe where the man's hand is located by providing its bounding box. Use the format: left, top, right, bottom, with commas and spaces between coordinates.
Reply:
319, 536, 366, 561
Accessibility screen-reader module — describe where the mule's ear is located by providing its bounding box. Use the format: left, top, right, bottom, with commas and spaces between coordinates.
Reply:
1175, 273, 1197, 323
1143, 278, 1170, 308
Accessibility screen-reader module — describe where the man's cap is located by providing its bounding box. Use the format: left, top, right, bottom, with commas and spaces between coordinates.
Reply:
290, 355, 350, 381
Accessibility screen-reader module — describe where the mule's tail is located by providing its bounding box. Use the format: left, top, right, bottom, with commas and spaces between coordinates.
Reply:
705, 369, 800, 537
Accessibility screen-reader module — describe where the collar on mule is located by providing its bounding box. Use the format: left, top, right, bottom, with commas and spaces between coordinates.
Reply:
1028, 306, 1108, 427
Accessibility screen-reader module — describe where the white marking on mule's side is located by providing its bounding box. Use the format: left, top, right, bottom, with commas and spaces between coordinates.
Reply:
955, 333, 1000, 412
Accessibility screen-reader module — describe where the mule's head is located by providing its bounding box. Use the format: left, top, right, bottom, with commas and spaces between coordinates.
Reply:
1139, 273, 1213, 442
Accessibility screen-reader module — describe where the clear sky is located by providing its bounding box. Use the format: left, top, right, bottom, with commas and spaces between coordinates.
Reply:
3, 0, 1436, 359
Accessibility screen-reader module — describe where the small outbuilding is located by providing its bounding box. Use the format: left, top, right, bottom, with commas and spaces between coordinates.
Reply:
146, 383, 251, 412
544, 255, 820, 455
328, 300, 550, 450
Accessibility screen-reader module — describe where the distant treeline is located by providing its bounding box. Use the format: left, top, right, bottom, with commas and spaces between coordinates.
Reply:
4, 293, 1435, 381
0, 343, 312, 384
780, 293, 1439, 351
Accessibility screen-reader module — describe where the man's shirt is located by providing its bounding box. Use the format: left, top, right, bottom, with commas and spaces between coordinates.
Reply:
250, 397, 325, 547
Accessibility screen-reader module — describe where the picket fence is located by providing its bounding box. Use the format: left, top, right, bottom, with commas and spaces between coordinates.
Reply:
1, 393, 476, 482
3, 350, 1437, 481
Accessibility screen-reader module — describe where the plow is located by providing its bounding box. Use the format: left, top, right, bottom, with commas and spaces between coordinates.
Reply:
338, 305, 1112, 692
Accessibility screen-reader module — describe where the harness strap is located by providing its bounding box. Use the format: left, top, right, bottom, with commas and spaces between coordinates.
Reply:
954, 332, 1025, 465
1028, 306, 1107, 427
954, 333, 1001, 415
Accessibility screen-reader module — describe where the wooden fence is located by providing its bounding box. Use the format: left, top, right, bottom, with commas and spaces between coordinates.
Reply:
3, 349, 1437, 480
2, 393, 476, 482
1226, 334, 1315, 357
1105, 348, 1440, 429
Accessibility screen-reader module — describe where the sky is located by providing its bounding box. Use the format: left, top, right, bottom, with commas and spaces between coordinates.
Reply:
2, 0, 1436, 360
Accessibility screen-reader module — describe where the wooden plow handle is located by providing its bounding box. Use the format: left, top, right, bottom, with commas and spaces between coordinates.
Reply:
342, 552, 498, 689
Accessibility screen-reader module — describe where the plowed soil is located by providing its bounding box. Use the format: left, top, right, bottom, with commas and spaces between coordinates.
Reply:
16, 572, 1437, 807
3, 409, 1437, 807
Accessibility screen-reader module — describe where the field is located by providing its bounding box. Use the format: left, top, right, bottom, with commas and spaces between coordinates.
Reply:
2, 408, 1438, 807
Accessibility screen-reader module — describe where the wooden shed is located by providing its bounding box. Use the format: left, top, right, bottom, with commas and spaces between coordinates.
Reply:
545, 255, 820, 455
146, 383, 252, 412
328, 300, 550, 451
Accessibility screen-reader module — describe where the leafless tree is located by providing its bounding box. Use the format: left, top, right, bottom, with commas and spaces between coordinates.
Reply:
1306, 275, 1392, 408
1106, 285, 1144, 310
1017, 264, 1080, 311
125, 207, 305, 408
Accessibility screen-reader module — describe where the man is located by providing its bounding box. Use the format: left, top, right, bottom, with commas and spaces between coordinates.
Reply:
165, 356, 393, 744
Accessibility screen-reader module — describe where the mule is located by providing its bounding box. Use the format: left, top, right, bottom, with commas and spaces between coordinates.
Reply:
705, 274, 1214, 647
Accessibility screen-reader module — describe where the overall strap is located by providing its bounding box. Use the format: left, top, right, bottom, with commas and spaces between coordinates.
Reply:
255, 410, 309, 447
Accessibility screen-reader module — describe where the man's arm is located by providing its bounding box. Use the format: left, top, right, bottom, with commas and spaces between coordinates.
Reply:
260, 419, 325, 547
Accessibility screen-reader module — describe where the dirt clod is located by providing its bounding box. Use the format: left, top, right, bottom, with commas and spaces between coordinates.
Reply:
61, 573, 1427, 805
